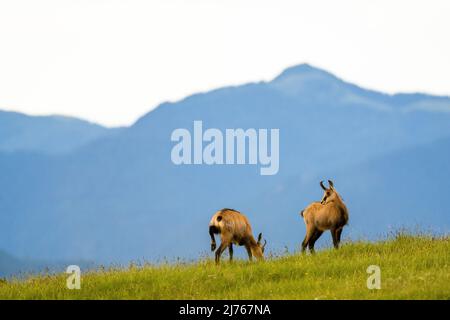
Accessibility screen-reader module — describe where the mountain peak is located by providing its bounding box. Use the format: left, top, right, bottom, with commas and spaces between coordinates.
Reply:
272, 63, 336, 82
270, 63, 346, 98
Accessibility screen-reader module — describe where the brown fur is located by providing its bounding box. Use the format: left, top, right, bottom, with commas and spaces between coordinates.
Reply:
209, 208, 266, 264
300, 180, 349, 253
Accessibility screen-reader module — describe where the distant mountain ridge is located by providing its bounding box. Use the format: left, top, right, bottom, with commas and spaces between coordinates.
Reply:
0, 249, 94, 278
0, 64, 449, 273
0, 110, 118, 155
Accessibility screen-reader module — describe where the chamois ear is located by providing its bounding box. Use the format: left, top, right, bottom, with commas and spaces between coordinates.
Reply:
320, 180, 327, 190
257, 233, 263, 244
328, 180, 334, 189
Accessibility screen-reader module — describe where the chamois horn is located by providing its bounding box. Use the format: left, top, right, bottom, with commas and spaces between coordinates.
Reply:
257, 232, 263, 243
328, 180, 334, 189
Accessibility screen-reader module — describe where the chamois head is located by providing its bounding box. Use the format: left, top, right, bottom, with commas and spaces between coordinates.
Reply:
252, 233, 267, 258
320, 180, 339, 204
258, 233, 267, 253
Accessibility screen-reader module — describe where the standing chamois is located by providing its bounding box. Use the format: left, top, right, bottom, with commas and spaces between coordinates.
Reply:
209, 208, 266, 264
300, 180, 349, 253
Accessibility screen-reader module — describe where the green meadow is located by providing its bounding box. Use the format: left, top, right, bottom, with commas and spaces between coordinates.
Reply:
0, 235, 449, 300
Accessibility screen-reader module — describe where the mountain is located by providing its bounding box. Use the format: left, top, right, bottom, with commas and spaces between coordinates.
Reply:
0, 250, 29, 278
336, 137, 450, 236
0, 110, 117, 155
0, 249, 94, 278
0, 64, 449, 270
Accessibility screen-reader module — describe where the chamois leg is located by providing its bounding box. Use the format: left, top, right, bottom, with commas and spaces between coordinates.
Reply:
215, 242, 228, 264
245, 244, 253, 261
331, 228, 339, 249
308, 230, 323, 254
301, 225, 315, 254
228, 244, 234, 262
336, 228, 343, 247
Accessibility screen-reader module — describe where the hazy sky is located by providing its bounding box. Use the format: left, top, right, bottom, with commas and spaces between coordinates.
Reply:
0, 0, 449, 127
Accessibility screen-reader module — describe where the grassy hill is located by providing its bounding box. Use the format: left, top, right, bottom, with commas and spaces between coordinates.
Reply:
0, 235, 448, 300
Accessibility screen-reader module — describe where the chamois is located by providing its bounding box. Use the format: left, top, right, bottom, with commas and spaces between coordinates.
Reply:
300, 180, 349, 253
209, 208, 266, 264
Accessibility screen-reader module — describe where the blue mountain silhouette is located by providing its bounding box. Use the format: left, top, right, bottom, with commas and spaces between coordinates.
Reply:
0, 110, 119, 155
0, 64, 449, 272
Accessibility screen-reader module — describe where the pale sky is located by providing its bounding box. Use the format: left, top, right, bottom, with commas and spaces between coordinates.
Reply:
0, 0, 449, 127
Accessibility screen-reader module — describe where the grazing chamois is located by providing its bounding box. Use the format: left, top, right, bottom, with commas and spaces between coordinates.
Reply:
209, 208, 266, 264
300, 180, 349, 253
